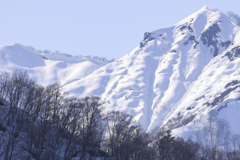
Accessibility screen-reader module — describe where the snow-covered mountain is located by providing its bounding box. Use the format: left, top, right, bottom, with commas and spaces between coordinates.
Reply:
1, 6, 240, 138
63, 6, 240, 136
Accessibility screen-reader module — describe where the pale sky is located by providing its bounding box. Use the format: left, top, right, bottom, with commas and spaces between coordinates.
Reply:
0, 0, 239, 59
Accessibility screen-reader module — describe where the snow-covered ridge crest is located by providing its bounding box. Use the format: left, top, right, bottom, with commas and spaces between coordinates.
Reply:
25, 45, 115, 66
0, 43, 108, 87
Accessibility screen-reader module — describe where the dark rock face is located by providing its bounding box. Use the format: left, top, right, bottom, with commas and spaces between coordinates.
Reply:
184, 35, 199, 48
201, 23, 221, 57
163, 113, 196, 130
180, 21, 200, 49
224, 46, 240, 61
140, 32, 158, 48
180, 25, 187, 31
170, 49, 177, 52
210, 80, 240, 110
205, 83, 240, 107
221, 40, 231, 48
201, 24, 221, 46
186, 106, 194, 110
225, 80, 240, 88
217, 97, 240, 112
195, 95, 205, 101
180, 23, 193, 33
143, 32, 152, 41
217, 103, 228, 112
188, 26, 194, 32
181, 22, 232, 53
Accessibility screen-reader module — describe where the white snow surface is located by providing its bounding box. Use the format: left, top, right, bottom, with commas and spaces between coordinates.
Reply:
0, 43, 103, 87
1, 6, 240, 137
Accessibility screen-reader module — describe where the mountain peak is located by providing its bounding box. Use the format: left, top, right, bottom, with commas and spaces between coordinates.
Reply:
176, 6, 227, 27
201, 6, 218, 12
152, 6, 234, 42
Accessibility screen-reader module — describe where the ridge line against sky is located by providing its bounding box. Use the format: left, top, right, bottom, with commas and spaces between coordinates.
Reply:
0, 0, 239, 59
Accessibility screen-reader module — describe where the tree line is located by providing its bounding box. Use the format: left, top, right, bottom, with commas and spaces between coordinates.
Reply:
0, 70, 240, 160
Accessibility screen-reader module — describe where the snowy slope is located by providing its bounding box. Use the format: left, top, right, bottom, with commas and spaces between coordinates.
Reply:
0, 43, 105, 87
64, 6, 240, 136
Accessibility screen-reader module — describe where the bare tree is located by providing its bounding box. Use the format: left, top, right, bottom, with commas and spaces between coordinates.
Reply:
60, 98, 82, 159
231, 134, 240, 151
77, 96, 105, 160
103, 111, 154, 160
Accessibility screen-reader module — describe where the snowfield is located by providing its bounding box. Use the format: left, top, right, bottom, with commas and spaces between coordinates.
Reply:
1, 6, 240, 138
